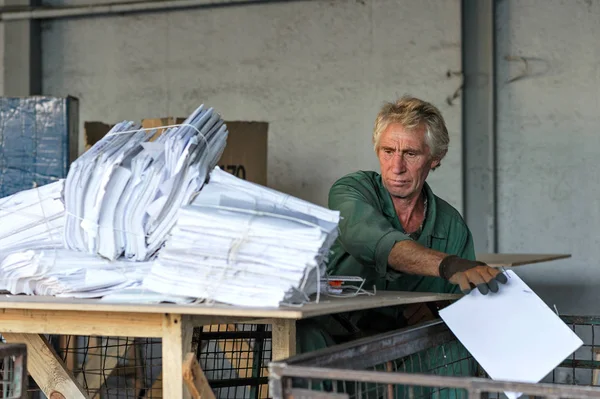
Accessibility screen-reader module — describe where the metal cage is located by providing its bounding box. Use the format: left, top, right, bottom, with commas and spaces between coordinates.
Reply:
0, 343, 27, 399
269, 317, 600, 399
193, 324, 272, 399
17, 323, 272, 399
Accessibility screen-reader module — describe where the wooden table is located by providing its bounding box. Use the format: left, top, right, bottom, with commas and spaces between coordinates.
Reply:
0, 291, 459, 399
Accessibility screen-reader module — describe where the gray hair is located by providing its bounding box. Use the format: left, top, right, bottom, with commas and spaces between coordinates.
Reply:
373, 96, 449, 166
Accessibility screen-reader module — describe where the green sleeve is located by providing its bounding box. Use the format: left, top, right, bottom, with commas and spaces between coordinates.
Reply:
328, 181, 411, 278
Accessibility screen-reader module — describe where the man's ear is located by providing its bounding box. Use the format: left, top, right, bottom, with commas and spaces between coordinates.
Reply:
430, 158, 441, 170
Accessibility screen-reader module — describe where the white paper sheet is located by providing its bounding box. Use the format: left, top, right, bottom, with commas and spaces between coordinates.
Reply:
439, 270, 582, 398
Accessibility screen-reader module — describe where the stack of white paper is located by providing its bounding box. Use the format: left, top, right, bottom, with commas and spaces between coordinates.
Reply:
143, 167, 340, 307
64, 105, 228, 261
0, 180, 65, 262
0, 246, 196, 303
0, 248, 150, 297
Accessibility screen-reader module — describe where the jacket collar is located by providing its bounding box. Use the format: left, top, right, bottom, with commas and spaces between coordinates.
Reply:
377, 175, 447, 241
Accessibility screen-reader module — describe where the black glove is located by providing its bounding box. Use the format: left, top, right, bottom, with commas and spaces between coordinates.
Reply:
439, 255, 508, 295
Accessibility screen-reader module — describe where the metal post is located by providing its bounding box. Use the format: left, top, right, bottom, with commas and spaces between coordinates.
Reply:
461, 0, 497, 253
1, 0, 41, 96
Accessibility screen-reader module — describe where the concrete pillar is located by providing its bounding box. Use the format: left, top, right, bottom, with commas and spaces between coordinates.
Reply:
1, 0, 41, 96
462, 0, 496, 253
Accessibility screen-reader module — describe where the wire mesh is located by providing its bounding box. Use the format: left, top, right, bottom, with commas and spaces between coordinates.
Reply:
15, 323, 272, 398
193, 324, 272, 399
292, 336, 478, 399
547, 316, 600, 386
22, 335, 162, 399
15, 316, 600, 398
271, 316, 600, 399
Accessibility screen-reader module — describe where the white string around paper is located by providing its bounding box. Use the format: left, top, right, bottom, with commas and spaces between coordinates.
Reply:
34, 184, 55, 244
104, 123, 212, 153
0, 193, 59, 216
205, 211, 258, 307
65, 211, 150, 239
191, 203, 327, 307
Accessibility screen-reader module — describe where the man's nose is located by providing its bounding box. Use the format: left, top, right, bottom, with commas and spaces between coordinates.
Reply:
391, 153, 406, 174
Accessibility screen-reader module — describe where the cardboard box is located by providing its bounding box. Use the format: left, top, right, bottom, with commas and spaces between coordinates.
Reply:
217, 121, 268, 186
86, 118, 268, 186
84, 121, 113, 151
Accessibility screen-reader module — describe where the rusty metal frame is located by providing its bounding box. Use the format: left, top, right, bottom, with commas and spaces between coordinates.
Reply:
280, 319, 453, 370
0, 343, 28, 399
269, 318, 600, 399
271, 365, 600, 399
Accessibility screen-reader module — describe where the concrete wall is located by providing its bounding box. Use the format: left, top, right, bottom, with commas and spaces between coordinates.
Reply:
496, 0, 600, 314
41, 0, 463, 210
0, 24, 4, 95
6, 0, 599, 314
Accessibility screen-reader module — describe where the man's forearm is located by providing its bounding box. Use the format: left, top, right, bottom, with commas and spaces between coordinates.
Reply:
387, 240, 446, 276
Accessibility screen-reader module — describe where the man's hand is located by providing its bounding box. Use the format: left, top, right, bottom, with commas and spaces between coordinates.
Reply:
439, 255, 508, 295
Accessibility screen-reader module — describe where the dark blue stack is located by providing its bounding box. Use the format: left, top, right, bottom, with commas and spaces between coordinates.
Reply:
0, 96, 79, 197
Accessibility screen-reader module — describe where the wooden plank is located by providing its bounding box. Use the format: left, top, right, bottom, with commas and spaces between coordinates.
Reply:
593, 348, 600, 386
0, 291, 461, 320
0, 308, 163, 337
183, 352, 216, 399
271, 319, 296, 361
77, 337, 134, 398
476, 253, 571, 267
2, 333, 89, 399
162, 314, 193, 399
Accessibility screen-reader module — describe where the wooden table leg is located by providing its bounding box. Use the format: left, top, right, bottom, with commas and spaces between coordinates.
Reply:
2, 333, 89, 399
271, 319, 296, 361
162, 314, 193, 399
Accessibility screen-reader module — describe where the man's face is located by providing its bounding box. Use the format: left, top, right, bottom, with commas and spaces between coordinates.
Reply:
377, 122, 439, 199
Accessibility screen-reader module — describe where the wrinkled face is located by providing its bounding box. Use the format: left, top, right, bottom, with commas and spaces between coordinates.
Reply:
377, 123, 440, 200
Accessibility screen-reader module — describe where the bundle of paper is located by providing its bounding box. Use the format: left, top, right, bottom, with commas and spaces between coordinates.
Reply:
64, 105, 228, 261
0, 248, 151, 297
143, 167, 340, 307
0, 244, 196, 303
0, 180, 65, 262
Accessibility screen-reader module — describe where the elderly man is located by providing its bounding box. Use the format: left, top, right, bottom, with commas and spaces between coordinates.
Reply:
297, 96, 506, 353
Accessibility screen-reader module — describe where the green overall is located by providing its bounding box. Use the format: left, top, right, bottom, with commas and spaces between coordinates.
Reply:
296, 171, 477, 397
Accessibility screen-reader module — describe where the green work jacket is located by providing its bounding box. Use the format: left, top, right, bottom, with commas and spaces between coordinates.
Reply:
328, 170, 475, 291
295, 171, 478, 391
324, 171, 475, 334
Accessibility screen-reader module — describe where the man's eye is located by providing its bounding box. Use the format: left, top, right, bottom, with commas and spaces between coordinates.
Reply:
384, 149, 394, 154
406, 152, 416, 157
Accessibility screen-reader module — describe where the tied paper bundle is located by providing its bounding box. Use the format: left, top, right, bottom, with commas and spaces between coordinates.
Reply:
143, 167, 340, 307
0, 248, 194, 303
0, 248, 150, 297
0, 248, 195, 304
64, 105, 228, 261
0, 180, 65, 262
